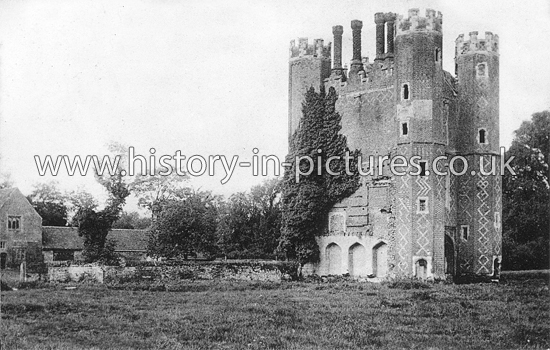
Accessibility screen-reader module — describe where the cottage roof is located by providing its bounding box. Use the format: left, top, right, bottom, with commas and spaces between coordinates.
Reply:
42, 226, 148, 252
0, 188, 16, 210
107, 229, 148, 251
42, 226, 83, 250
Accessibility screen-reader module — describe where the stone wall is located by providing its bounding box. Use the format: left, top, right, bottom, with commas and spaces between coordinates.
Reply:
47, 261, 299, 283
48, 265, 104, 283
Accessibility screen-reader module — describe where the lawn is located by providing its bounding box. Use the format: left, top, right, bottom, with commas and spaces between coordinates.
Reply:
1, 273, 549, 349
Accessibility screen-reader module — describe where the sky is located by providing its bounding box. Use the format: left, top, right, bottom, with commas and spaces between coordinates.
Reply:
0, 0, 549, 208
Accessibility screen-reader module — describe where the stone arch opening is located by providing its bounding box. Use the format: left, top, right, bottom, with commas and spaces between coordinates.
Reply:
493, 257, 501, 278
415, 259, 428, 280
372, 242, 388, 277
325, 243, 342, 275
348, 243, 367, 277
444, 235, 455, 276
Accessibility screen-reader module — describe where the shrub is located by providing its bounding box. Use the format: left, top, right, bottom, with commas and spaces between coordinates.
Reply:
386, 279, 432, 290
1, 279, 12, 291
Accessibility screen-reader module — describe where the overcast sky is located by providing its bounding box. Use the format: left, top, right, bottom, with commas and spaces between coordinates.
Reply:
1, 0, 549, 205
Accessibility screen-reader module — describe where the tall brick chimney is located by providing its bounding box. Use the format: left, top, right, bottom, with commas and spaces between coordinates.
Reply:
332, 25, 344, 75
349, 20, 364, 82
375, 13, 385, 60
385, 13, 396, 57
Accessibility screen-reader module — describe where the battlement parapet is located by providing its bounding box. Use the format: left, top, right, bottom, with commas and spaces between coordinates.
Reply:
290, 38, 332, 60
455, 31, 499, 56
396, 8, 442, 35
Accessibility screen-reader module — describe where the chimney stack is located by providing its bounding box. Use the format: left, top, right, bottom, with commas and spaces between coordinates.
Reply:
332, 25, 344, 74
375, 13, 385, 60
350, 20, 364, 77
385, 13, 396, 57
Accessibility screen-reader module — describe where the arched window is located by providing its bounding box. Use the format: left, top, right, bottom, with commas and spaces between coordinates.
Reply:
435, 48, 441, 62
415, 259, 427, 280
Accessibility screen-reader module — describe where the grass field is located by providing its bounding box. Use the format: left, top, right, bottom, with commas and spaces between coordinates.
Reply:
1, 273, 549, 349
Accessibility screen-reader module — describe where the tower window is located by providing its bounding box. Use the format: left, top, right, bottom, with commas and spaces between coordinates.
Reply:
401, 122, 409, 136
460, 225, 469, 241
476, 63, 487, 77
402, 84, 410, 100
478, 128, 487, 144
419, 161, 427, 177
435, 48, 440, 62
417, 197, 428, 214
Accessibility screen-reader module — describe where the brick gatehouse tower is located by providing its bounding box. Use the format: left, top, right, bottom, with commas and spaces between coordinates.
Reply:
289, 8, 502, 280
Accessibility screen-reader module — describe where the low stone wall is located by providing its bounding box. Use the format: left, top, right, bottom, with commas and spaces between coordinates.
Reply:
48, 260, 299, 283
48, 265, 104, 283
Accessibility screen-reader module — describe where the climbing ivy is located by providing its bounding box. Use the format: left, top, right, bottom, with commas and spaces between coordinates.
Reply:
279, 86, 361, 267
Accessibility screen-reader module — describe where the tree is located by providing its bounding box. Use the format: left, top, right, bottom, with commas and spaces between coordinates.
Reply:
112, 211, 152, 229
249, 178, 282, 257
216, 178, 282, 259
0, 172, 13, 190
279, 86, 361, 267
131, 170, 189, 219
502, 110, 549, 270
0, 155, 14, 190
147, 189, 219, 259
26, 181, 69, 226
67, 188, 98, 226
74, 142, 131, 263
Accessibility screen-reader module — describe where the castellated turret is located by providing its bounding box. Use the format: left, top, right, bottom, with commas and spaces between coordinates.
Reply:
288, 38, 331, 138
393, 9, 447, 279
288, 8, 501, 282
455, 31, 501, 276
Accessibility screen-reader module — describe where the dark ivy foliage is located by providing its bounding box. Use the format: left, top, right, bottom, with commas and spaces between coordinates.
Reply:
75, 207, 121, 264
279, 86, 361, 265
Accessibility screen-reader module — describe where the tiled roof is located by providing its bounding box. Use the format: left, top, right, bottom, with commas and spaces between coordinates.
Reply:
42, 226, 147, 252
0, 188, 16, 210
42, 226, 83, 250
107, 229, 148, 251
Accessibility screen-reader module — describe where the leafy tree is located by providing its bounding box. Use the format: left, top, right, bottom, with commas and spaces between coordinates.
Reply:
0, 172, 13, 190
502, 110, 549, 270
74, 142, 131, 263
279, 86, 361, 267
249, 178, 282, 257
67, 188, 98, 226
26, 181, 69, 226
131, 170, 189, 219
217, 178, 282, 259
0, 155, 14, 190
112, 211, 152, 229
147, 189, 219, 259
217, 192, 256, 257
